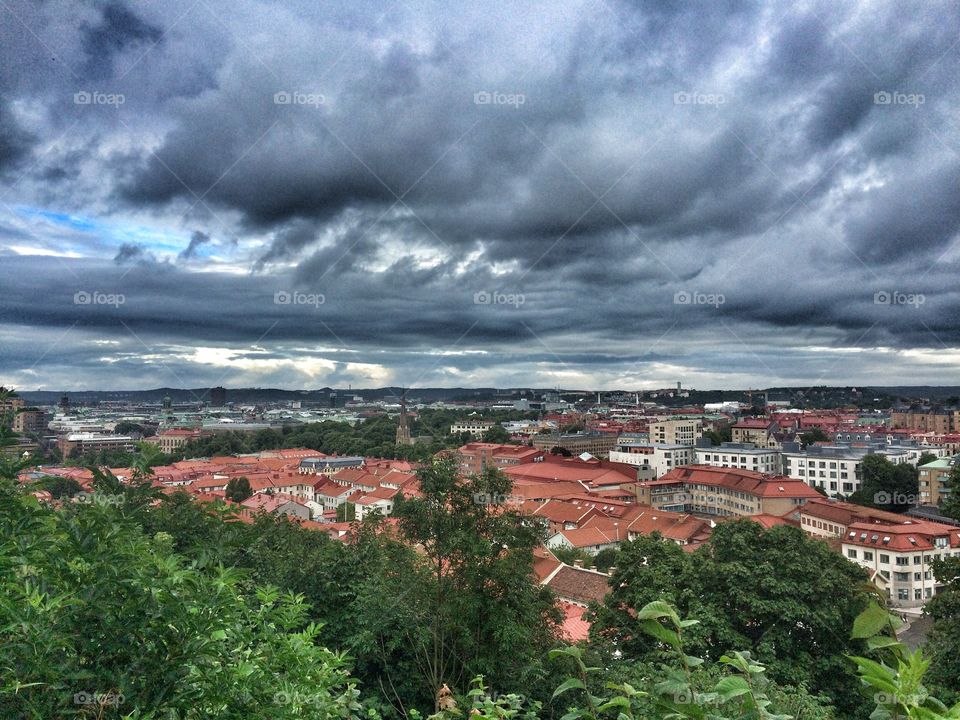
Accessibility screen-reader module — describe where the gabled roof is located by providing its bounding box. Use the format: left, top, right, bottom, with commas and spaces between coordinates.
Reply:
651, 465, 821, 499
552, 526, 620, 548
544, 564, 611, 604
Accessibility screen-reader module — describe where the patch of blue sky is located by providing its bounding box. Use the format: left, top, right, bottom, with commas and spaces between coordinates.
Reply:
16, 206, 186, 255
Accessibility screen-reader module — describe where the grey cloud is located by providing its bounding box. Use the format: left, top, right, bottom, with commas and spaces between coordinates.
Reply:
178, 230, 211, 261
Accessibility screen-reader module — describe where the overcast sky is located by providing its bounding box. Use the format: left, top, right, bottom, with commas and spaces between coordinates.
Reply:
1, 0, 959, 392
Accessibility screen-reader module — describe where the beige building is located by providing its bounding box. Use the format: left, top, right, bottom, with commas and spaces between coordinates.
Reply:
891, 408, 959, 434
147, 428, 203, 454
59, 433, 136, 456
13, 408, 47, 434
918, 456, 957, 506
631, 465, 820, 518
531, 433, 617, 458
731, 418, 779, 447
649, 418, 702, 446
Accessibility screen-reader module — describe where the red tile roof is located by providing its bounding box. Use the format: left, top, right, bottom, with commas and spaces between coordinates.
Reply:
651, 465, 821, 499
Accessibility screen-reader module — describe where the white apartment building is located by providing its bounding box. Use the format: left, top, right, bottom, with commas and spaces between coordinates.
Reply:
781, 445, 914, 497
450, 420, 495, 436
609, 440, 694, 478
842, 519, 960, 608
694, 442, 781, 475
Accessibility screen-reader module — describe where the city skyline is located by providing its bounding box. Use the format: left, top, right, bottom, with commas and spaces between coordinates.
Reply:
2, 0, 960, 390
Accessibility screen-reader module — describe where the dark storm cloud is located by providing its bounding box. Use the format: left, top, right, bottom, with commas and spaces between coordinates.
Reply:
178, 230, 211, 261
2, 0, 960, 389
0, 98, 35, 173
113, 243, 148, 264
81, 1, 163, 80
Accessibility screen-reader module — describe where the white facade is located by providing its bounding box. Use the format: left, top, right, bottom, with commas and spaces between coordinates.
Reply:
694, 444, 781, 475
450, 420, 495, 435
842, 532, 959, 608
782, 448, 913, 497
609, 442, 694, 478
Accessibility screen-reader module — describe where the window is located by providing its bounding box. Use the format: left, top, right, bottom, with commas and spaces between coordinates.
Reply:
864, 551, 874, 561
880, 554, 890, 564
847, 549, 857, 559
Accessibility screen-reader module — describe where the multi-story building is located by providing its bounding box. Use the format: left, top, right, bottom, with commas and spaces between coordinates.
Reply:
609, 440, 694, 478
841, 519, 960, 608
147, 428, 203, 454
781, 443, 916, 497
791, 496, 910, 540
58, 433, 136, 456
648, 418, 702, 446
891, 407, 960, 434
457, 442, 544, 475
531, 432, 617, 458
693, 441, 781, 475
450, 419, 495, 436
731, 418, 779, 447
13, 408, 47, 434
918, 456, 958, 506
631, 465, 820, 517
299, 456, 366, 474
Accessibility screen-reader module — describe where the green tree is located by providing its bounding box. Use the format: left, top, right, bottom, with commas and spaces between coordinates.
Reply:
850, 454, 919, 511
926, 555, 960, 704
35, 475, 83, 499
336, 501, 356, 522
940, 463, 960, 521
390, 456, 562, 709
0, 473, 366, 719
588, 521, 873, 717
481, 424, 511, 444
225, 475, 253, 502
918, 452, 939, 467
703, 426, 733, 446
800, 428, 830, 446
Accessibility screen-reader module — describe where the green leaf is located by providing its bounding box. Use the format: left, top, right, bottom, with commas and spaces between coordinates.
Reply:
552, 678, 586, 699
635, 600, 681, 626
852, 603, 894, 640
714, 676, 750, 702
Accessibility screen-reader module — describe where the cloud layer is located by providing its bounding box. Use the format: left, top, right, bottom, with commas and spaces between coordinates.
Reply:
1, 0, 959, 390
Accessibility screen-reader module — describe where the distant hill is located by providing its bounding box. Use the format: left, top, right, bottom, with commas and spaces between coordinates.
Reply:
11, 385, 960, 407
